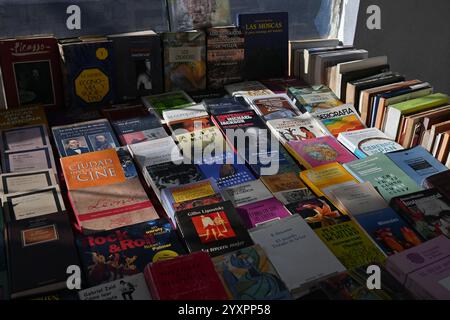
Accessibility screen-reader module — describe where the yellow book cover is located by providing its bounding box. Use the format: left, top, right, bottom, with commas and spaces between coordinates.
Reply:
0, 105, 48, 129
261, 172, 306, 193
171, 180, 217, 204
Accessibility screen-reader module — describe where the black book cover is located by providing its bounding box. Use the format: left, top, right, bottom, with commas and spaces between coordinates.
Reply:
340, 64, 390, 101
175, 201, 253, 257
6, 213, 80, 299
146, 162, 205, 191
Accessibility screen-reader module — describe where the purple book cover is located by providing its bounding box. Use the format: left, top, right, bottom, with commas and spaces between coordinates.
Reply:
288, 136, 357, 169
238, 198, 291, 229
386, 235, 450, 299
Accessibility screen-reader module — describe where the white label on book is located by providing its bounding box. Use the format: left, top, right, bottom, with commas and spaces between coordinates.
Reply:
11, 190, 59, 220
4, 173, 51, 194
4, 126, 46, 151
8, 149, 50, 172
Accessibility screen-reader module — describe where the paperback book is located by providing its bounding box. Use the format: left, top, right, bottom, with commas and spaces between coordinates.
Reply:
313, 104, 366, 138
223, 179, 273, 207
287, 85, 343, 114
238, 197, 291, 228
246, 94, 300, 121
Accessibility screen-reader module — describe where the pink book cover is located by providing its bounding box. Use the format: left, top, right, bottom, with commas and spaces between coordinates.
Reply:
386, 236, 450, 299
238, 198, 291, 228
288, 136, 357, 169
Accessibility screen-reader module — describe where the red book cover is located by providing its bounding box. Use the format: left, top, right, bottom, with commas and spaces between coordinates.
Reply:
0, 36, 63, 109
144, 252, 228, 300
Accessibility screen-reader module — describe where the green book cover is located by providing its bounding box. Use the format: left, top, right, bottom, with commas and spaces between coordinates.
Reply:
344, 153, 422, 202
141, 91, 195, 117
390, 93, 449, 115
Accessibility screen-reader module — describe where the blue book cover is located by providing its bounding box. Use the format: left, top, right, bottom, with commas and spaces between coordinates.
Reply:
204, 97, 250, 116
52, 119, 120, 157
76, 219, 186, 286
355, 207, 424, 256
386, 146, 449, 186
238, 12, 289, 80
60, 40, 115, 109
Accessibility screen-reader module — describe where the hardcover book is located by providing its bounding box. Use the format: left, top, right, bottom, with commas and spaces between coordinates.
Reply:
144, 251, 228, 300
212, 244, 291, 300
288, 136, 357, 169
1, 147, 56, 174
391, 189, 450, 240
287, 85, 343, 114
52, 119, 120, 158
0, 124, 50, 152
175, 201, 253, 257
142, 90, 195, 118
238, 12, 288, 80
206, 26, 244, 89
246, 94, 300, 121
162, 31, 206, 92
313, 104, 366, 138
61, 148, 159, 233
223, 179, 273, 207
238, 197, 291, 228
0, 36, 63, 108
0, 169, 57, 195
77, 219, 186, 286
59, 38, 115, 109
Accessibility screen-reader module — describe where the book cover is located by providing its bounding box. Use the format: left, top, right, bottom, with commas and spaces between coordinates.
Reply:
162, 103, 208, 123
128, 136, 182, 168
59, 39, 115, 109
223, 179, 273, 207
224, 81, 273, 97
272, 188, 315, 206
162, 31, 206, 92
175, 201, 253, 257
267, 114, 327, 145
260, 77, 306, 94
172, 194, 224, 214
386, 146, 449, 186
422, 171, 450, 199
78, 273, 151, 300
287, 85, 343, 114
52, 119, 120, 158
0, 36, 63, 108
0, 124, 50, 152
313, 104, 366, 138
167, 0, 231, 31
206, 26, 244, 89
77, 219, 185, 286
203, 97, 251, 116
338, 128, 404, 159
142, 90, 195, 117
1, 147, 56, 174
247, 94, 300, 120
0, 105, 47, 130
260, 172, 306, 193
61, 148, 159, 233
288, 136, 357, 169
238, 12, 288, 80
212, 244, 291, 300
0, 169, 57, 195
391, 189, 450, 240
238, 198, 291, 229
344, 153, 423, 202
7, 212, 80, 299
144, 251, 228, 300
108, 31, 163, 100
111, 115, 167, 146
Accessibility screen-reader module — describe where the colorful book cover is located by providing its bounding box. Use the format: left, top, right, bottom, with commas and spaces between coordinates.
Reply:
287, 85, 343, 114
223, 179, 273, 208
212, 245, 291, 300
162, 31, 206, 92
175, 201, 253, 257
391, 189, 450, 240
344, 153, 423, 202
386, 146, 449, 186
238, 198, 291, 228
313, 104, 366, 138
111, 114, 167, 146
61, 148, 159, 233
77, 219, 186, 286
247, 94, 300, 120
203, 97, 251, 116
172, 194, 224, 214
0, 105, 48, 130
260, 172, 306, 193
144, 251, 228, 300
0, 36, 63, 108
59, 39, 115, 109
52, 119, 120, 158
288, 136, 357, 169
238, 12, 288, 80
142, 90, 195, 117
207, 26, 244, 89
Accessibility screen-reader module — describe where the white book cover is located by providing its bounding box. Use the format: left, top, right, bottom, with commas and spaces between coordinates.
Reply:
128, 137, 183, 168
223, 179, 273, 207
267, 114, 327, 144
2, 147, 56, 174
0, 124, 50, 152
162, 103, 208, 123
0, 169, 57, 195
249, 215, 345, 294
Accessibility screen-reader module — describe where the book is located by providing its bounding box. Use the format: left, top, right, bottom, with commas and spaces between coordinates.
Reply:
206, 26, 244, 89
128, 136, 182, 168
162, 103, 208, 123
144, 251, 228, 300
52, 119, 120, 158
77, 219, 186, 286
59, 38, 115, 109
386, 146, 449, 186
287, 85, 343, 114
344, 153, 423, 202
249, 215, 346, 296
0, 36, 63, 108
1, 147, 56, 174
238, 197, 291, 229
313, 104, 366, 138
391, 189, 450, 240
162, 31, 206, 92
142, 90, 195, 118
338, 128, 404, 159
0, 105, 48, 130
203, 97, 251, 116
261, 172, 314, 205
288, 136, 357, 169
260, 77, 306, 94
111, 114, 167, 146
223, 179, 273, 207
175, 201, 253, 257
61, 148, 159, 233
6, 212, 80, 299
78, 273, 151, 300
267, 114, 327, 145
422, 171, 450, 198
167, 0, 231, 31
108, 30, 163, 100
224, 81, 273, 97
385, 235, 450, 300
0, 169, 57, 195
238, 12, 289, 80
246, 94, 300, 121
212, 244, 291, 300
0, 124, 50, 152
